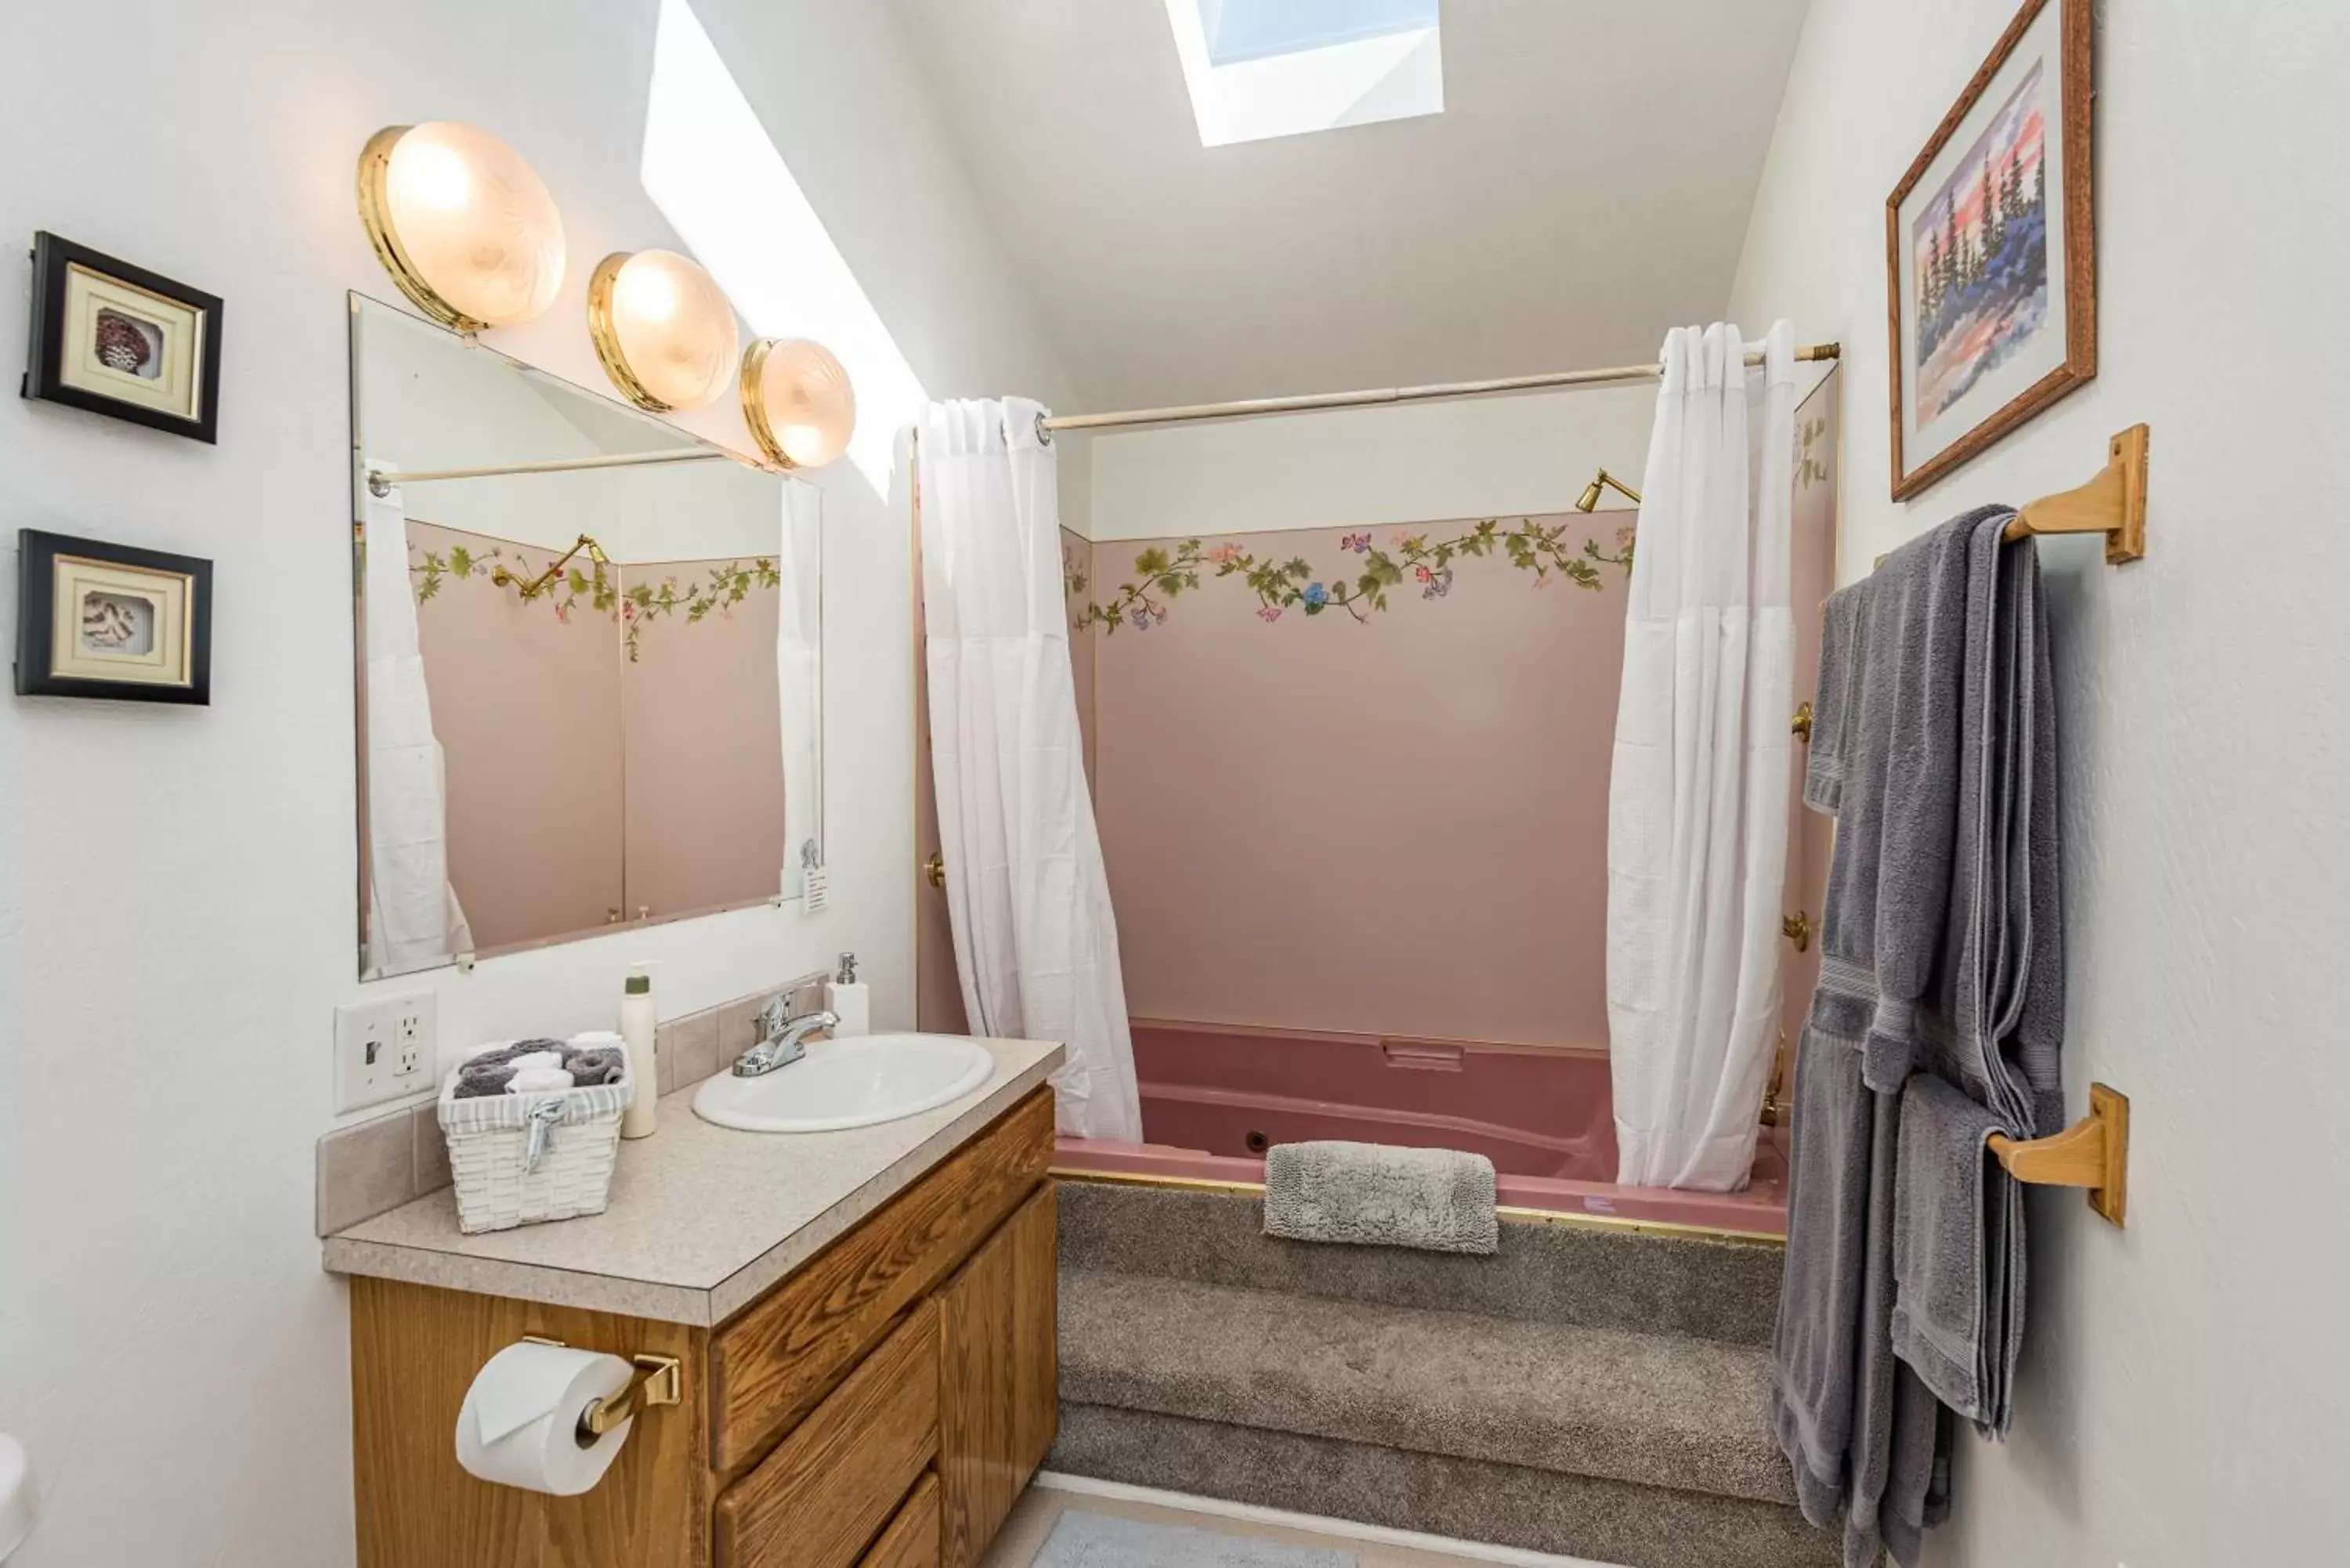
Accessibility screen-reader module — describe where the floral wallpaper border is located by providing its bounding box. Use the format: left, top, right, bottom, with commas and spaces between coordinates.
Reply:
1076, 516, 1633, 633
412, 542, 780, 662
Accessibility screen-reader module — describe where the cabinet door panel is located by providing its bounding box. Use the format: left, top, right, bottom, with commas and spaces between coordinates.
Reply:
350, 1277, 708, 1568
936, 1183, 1058, 1568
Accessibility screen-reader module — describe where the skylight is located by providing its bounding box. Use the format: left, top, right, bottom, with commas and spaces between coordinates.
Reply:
1163, 0, 1444, 148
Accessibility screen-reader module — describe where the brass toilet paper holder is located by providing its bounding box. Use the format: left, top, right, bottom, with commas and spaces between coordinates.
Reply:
521, 1337, 683, 1444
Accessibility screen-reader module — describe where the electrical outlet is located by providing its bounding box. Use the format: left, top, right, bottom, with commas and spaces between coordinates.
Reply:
335, 994, 438, 1113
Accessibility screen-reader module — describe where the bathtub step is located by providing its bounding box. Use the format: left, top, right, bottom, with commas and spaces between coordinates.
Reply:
1051, 1270, 1830, 1568
1058, 1177, 1784, 1345
1051, 1180, 1829, 1567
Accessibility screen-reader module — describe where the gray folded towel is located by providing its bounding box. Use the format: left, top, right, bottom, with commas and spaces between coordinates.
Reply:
450, 1039, 588, 1099
1892, 1074, 2025, 1434
1263, 1141, 1498, 1255
464, 1039, 566, 1071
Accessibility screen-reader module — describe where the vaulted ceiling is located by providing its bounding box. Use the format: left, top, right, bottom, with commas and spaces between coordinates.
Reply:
894, 0, 1812, 413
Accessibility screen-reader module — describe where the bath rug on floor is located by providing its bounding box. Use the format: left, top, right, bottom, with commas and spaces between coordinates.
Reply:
1263, 1140, 1499, 1255
1032, 1509, 1357, 1568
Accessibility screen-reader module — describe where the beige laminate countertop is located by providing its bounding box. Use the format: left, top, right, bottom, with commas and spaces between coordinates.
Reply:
322, 1036, 1064, 1326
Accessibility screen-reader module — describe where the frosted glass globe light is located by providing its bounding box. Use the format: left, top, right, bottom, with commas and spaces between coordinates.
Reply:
589, 250, 740, 411
742, 338, 857, 469
359, 122, 566, 331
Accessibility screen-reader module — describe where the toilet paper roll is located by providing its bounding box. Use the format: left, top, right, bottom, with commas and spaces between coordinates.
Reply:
454, 1341, 636, 1497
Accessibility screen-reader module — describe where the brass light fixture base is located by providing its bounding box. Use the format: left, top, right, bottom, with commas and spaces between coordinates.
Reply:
356, 125, 489, 335
586, 252, 670, 412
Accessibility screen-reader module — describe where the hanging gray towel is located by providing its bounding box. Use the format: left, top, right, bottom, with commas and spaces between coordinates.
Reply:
1893, 1073, 2026, 1434
1262, 1141, 1499, 1255
1773, 504, 2063, 1568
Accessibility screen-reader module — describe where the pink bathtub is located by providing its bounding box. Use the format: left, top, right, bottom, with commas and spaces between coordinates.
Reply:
1055, 1021, 1787, 1237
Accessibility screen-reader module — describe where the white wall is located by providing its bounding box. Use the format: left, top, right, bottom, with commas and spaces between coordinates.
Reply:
1729, 3, 2350, 1563
1087, 383, 1655, 541
0, 2, 1061, 1564
1084, 369, 1834, 543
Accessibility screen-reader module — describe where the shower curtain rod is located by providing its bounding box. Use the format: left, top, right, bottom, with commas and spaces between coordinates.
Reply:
363, 446, 742, 497
1040, 341, 1842, 435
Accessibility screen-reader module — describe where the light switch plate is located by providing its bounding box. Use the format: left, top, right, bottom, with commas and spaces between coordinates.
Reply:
335, 994, 437, 1113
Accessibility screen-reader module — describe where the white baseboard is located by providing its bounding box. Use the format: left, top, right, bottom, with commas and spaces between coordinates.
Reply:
1029, 1472, 1629, 1568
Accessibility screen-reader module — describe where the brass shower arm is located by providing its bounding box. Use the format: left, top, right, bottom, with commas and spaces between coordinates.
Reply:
1574, 468, 1643, 513
490, 533, 611, 600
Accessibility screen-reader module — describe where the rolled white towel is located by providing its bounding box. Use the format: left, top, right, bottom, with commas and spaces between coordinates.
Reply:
507, 1050, 565, 1073
505, 1066, 576, 1094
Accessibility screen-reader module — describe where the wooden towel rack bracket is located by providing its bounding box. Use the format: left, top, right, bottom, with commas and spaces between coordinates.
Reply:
1987, 1082, 2129, 1227
2004, 425, 2149, 564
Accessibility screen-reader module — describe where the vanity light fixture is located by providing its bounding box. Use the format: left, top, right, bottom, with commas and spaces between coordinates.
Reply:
740, 338, 857, 469
588, 250, 741, 411
357, 122, 566, 333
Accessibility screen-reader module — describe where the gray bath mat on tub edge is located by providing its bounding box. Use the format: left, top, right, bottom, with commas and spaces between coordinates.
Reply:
1033, 1509, 1358, 1568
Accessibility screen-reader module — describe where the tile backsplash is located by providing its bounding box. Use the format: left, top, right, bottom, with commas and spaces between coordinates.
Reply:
314, 973, 825, 1237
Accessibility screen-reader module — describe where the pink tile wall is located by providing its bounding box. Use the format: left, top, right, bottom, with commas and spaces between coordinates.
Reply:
620, 555, 786, 921
1090, 512, 1636, 1048
410, 519, 625, 952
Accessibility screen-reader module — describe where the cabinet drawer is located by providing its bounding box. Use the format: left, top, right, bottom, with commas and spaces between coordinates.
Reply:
711, 1089, 1053, 1472
859, 1472, 941, 1568
715, 1299, 940, 1568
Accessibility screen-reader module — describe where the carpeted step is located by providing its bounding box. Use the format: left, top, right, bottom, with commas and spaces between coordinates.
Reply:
1058, 1268, 1794, 1507
1058, 1177, 1784, 1346
1050, 1403, 1837, 1568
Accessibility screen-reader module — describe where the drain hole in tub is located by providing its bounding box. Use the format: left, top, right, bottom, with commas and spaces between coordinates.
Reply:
1245, 1129, 1270, 1154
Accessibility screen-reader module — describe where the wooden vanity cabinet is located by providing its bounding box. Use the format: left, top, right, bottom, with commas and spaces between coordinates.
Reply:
349, 1089, 1058, 1568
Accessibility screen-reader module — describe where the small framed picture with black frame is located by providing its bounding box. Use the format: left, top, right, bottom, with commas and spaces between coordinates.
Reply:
15, 529, 213, 705
22, 232, 223, 443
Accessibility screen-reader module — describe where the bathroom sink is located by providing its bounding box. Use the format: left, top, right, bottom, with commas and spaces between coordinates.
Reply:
692, 1033, 996, 1133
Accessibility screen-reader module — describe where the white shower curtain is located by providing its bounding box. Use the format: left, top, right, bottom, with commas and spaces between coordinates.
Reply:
917, 398, 1143, 1143
776, 479, 822, 891
1606, 322, 1797, 1190
362, 487, 472, 974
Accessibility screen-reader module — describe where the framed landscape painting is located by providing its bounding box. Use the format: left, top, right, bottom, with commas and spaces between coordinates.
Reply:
1886, 0, 2093, 500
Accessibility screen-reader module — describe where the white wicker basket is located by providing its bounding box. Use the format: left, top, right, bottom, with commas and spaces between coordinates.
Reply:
438, 1034, 634, 1235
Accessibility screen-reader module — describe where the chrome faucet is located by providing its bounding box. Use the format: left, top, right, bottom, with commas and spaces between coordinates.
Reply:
733, 995, 839, 1078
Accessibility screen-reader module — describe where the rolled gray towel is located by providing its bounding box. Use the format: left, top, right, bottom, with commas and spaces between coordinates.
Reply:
453, 1063, 516, 1099
1263, 1140, 1499, 1255
562, 1047, 626, 1087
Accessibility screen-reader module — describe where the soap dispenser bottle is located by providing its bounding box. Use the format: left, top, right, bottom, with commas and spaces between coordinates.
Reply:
620, 963, 658, 1139
826, 952, 870, 1039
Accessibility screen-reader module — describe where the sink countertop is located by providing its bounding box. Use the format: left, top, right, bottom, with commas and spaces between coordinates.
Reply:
321, 1036, 1065, 1326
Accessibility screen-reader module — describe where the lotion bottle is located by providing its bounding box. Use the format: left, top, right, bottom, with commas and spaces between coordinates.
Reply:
825, 951, 870, 1039
619, 963, 658, 1139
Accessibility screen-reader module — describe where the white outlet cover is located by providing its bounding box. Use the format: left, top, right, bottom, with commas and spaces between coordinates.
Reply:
334, 994, 439, 1114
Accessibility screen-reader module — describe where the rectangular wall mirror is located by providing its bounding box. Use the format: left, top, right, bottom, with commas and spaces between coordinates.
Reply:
349, 294, 822, 981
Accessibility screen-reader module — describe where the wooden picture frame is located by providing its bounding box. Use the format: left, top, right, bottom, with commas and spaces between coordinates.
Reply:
14, 529, 214, 704
22, 232, 224, 444
1886, 0, 2094, 500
